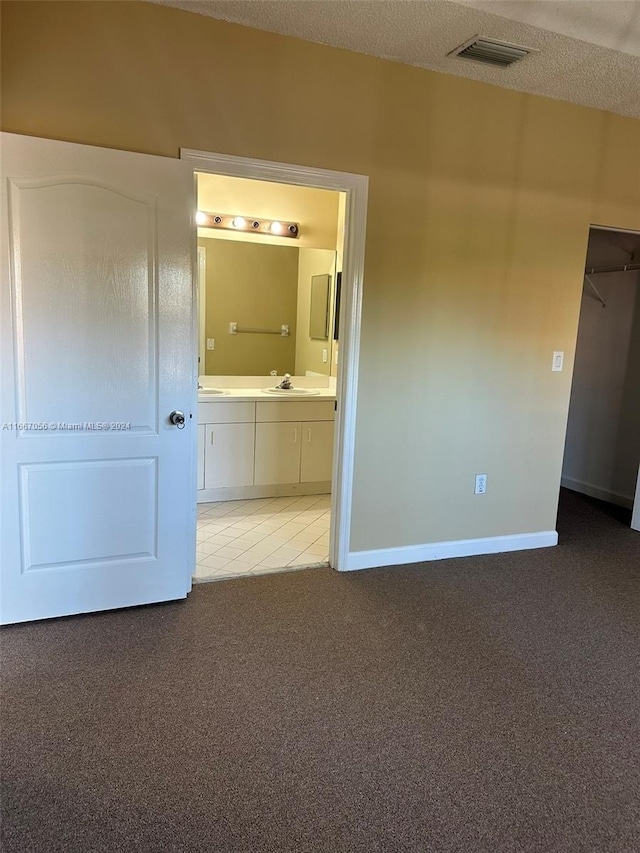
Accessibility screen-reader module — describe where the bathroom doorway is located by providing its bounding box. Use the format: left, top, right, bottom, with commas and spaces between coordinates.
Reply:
181, 150, 368, 580
561, 226, 640, 532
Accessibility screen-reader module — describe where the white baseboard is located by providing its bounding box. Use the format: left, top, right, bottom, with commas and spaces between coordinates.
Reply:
344, 530, 558, 572
198, 481, 331, 504
561, 476, 634, 509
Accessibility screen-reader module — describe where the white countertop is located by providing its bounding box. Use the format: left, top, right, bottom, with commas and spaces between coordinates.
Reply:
198, 387, 337, 403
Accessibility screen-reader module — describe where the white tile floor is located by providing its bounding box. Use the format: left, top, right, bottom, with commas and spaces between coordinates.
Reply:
195, 494, 331, 582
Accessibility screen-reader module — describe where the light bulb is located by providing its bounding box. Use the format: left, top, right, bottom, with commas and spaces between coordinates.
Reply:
231, 217, 247, 229
270, 221, 284, 234
195, 211, 207, 226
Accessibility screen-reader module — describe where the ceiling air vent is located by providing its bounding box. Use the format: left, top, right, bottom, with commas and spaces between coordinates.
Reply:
449, 35, 536, 68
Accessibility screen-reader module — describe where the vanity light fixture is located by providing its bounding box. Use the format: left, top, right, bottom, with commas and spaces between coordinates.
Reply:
196, 210, 300, 239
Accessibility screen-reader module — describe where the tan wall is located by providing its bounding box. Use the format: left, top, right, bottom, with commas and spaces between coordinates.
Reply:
2, 1, 639, 553
295, 249, 337, 376
199, 238, 299, 376
198, 173, 339, 250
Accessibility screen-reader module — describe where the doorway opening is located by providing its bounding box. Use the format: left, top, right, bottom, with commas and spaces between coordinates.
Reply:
181, 150, 368, 582
560, 226, 640, 533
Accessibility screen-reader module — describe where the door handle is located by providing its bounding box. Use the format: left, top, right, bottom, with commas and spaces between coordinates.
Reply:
169, 410, 186, 429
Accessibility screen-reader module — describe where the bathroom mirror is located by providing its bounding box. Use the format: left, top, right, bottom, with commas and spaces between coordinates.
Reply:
198, 237, 337, 377
309, 274, 330, 340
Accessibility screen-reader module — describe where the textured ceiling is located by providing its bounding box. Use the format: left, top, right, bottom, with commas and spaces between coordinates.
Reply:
150, 0, 640, 118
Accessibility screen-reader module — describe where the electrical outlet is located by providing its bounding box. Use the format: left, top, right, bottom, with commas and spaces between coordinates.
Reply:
322, 348, 328, 363
207, 338, 215, 350
475, 473, 487, 495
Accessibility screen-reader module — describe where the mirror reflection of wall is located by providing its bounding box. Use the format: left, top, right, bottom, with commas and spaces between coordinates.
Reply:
198, 238, 300, 376
310, 275, 331, 339
196, 172, 345, 379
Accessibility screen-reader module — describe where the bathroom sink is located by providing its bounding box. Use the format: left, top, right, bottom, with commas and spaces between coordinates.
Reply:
262, 388, 321, 396
199, 388, 227, 396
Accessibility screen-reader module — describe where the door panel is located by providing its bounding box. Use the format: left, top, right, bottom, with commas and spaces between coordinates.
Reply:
1, 133, 196, 624
10, 178, 157, 431
20, 459, 157, 570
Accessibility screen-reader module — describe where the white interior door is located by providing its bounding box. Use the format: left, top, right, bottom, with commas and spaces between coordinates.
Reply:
0, 133, 196, 624
632, 466, 640, 532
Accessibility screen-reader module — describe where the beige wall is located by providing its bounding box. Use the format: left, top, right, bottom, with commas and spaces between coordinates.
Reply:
199, 238, 299, 376
295, 249, 337, 376
2, 1, 639, 553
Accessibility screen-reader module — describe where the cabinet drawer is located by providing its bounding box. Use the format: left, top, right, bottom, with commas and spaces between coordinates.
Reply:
198, 401, 255, 424
256, 400, 335, 423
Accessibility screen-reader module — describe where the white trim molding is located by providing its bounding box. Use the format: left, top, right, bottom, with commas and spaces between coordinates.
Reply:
181, 148, 369, 573
561, 476, 634, 510
345, 530, 559, 572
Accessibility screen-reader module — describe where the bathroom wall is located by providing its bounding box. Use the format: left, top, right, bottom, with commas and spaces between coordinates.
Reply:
295, 249, 336, 376
2, 1, 639, 554
199, 238, 299, 376
197, 172, 339, 250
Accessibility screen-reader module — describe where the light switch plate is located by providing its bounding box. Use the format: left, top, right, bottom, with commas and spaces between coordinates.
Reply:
552, 351, 564, 372
207, 338, 215, 350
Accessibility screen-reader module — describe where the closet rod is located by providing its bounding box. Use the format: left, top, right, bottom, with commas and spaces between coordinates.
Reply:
584, 262, 640, 275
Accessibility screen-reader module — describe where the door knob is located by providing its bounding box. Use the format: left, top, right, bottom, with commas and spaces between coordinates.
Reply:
169, 410, 186, 429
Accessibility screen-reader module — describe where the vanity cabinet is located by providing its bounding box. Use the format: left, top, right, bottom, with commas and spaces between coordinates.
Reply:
198, 401, 256, 496
255, 422, 302, 486
254, 420, 335, 487
300, 420, 335, 483
198, 397, 335, 502
205, 422, 255, 489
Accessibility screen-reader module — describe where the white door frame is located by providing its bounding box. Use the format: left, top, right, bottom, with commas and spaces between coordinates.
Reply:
632, 467, 640, 532
181, 149, 368, 571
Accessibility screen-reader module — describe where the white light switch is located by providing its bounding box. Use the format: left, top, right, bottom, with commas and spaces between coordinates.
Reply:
552, 351, 564, 372
207, 338, 215, 350
322, 348, 328, 363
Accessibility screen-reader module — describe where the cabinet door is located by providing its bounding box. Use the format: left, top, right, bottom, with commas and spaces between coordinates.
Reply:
254, 422, 302, 485
204, 423, 255, 489
300, 421, 335, 483
197, 424, 205, 490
